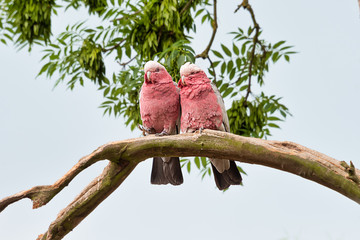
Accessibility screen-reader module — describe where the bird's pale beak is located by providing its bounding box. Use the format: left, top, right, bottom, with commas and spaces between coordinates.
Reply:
146, 71, 151, 83
181, 76, 186, 86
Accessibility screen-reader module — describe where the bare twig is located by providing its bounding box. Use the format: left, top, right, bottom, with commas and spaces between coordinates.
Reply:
195, 0, 218, 59
2, 130, 360, 239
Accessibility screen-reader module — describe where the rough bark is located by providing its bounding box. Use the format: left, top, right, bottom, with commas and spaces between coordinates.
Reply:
1, 130, 359, 240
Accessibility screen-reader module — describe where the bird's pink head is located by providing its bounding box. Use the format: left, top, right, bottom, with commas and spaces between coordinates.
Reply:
144, 61, 170, 84
178, 62, 207, 88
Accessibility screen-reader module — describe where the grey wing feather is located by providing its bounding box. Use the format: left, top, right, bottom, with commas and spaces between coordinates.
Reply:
210, 81, 242, 190
139, 84, 143, 114
211, 82, 230, 132
175, 82, 181, 134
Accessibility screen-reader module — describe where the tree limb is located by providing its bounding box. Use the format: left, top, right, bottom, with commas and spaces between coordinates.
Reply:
1, 130, 360, 240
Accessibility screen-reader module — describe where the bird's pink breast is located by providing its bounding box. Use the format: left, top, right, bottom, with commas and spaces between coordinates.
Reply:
180, 82, 222, 132
140, 82, 180, 133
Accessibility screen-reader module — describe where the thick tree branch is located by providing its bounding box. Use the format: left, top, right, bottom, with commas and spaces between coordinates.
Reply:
195, 0, 217, 59
1, 130, 360, 240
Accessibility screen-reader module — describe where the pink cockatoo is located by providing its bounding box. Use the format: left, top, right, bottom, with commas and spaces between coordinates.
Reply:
178, 62, 242, 190
140, 60, 183, 185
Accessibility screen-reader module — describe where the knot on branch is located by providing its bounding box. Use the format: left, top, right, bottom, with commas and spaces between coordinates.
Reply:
271, 141, 302, 152
341, 161, 360, 184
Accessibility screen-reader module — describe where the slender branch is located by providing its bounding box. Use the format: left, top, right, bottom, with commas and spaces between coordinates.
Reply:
118, 54, 138, 66
179, 0, 194, 15
111, 10, 141, 22
235, 0, 260, 105
1, 130, 360, 239
195, 0, 217, 59
102, 39, 126, 52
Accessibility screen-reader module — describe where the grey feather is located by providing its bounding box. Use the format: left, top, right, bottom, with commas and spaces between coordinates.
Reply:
209, 82, 242, 189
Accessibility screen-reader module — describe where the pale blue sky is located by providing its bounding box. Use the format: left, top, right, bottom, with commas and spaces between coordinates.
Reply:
1, 0, 360, 239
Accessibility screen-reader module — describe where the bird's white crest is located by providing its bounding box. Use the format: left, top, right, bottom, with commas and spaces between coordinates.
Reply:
180, 62, 202, 77
144, 60, 166, 73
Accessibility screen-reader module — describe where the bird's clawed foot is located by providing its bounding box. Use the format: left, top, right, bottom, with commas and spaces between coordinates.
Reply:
156, 130, 169, 136
196, 127, 204, 134
138, 125, 156, 136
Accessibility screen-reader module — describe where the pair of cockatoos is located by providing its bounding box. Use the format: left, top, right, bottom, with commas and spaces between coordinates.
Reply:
139, 61, 242, 190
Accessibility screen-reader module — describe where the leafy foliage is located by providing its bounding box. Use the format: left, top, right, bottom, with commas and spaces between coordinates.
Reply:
0, 0, 296, 177
210, 27, 295, 138
1, 0, 56, 47
228, 94, 291, 138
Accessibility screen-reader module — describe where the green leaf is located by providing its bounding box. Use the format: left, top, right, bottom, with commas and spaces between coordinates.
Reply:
212, 50, 223, 59
194, 157, 200, 169
284, 55, 290, 62
227, 60, 234, 74
247, 26, 254, 35
195, 9, 205, 17
273, 40, 286, 49
104, 86, 110, 96
267, 116, 281, 121
240, 84, 248, 91
241, 44, 246, 55
187, 161, 191, 173
233, 43, 239, 55
268, 123, 280, 128
229, 68, 236, 80
221, 62, 226, 75
201, 157, 207, 168
272, 52, 279, 62
221, 44, 232, 57
223, 87, 234, 98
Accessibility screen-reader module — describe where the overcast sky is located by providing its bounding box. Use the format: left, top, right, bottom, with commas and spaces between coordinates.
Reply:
1, 0, 360, 239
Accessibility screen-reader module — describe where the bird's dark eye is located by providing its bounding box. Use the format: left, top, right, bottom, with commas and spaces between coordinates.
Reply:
155, 68, 160, 72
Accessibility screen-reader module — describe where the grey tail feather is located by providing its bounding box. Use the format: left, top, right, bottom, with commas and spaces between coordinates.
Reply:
151, 157, 169, 185
151, 157, 183, 185
211, 161, 242, 190
163, 157, 183, 185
